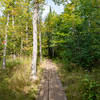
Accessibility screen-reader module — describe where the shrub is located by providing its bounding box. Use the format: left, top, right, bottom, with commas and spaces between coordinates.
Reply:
80, 75, 100, 100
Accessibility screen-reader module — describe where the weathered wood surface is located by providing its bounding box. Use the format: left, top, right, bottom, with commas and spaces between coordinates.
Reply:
36, 60, 67, 100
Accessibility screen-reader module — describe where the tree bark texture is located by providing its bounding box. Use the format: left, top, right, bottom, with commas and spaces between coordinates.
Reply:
3, 14, 9, 69
31, 2, 38, 79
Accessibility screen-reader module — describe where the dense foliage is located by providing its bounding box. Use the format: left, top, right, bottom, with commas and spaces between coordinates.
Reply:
81, 75, 100, 100
44, 0, 100, 70
0, 0, 99, 69
0, 0, 33, 59
0, 0, 100, 100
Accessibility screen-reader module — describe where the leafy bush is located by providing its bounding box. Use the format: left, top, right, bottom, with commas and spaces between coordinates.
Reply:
80, 75, 100, 100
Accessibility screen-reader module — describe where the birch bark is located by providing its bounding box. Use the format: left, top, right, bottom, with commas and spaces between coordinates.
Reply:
3, 14, 9, 69
39, 31, 42, 62
38, 14, 42, 62
31, 1, 38, 79
26, 22, 28, 41
12, 11, 16, 59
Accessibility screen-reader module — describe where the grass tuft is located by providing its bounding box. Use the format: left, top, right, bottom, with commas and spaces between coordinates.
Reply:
54, 60, 100, 100
0, 56, 42, 100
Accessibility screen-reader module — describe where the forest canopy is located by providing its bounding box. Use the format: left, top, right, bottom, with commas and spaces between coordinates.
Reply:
0, 0, 100, 100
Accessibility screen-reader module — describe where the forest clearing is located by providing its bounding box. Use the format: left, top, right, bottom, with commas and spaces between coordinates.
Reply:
0, 0, 100, 100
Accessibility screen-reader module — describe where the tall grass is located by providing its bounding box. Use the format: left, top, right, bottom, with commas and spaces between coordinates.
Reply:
54, 60, 100, 100
0, 56, 42, 100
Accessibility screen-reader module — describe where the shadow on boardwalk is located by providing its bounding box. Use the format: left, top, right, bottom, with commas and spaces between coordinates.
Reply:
36, 59, 67, 100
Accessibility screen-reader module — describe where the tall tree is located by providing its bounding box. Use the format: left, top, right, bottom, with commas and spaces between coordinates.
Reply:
3, 14, 9, 69
38, 19, 42, 62
31, 0, 64, 78
31, 0, 39, 79
12, 10, 16, 59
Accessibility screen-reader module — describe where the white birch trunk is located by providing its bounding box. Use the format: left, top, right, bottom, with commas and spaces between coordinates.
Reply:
39, 31, 42, 62
31, 2, 38, 79
38, 15, 42, 62
26, 22, 28, 41
12, 12, 16, 59
3, 14, 9, 69
20, 36, 23, 56
12, 12, 14, 29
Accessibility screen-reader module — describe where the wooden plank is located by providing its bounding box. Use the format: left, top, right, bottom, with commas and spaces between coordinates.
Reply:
49, 69, 55, 100
42, 80, 49, 100
49, 70, 67, 100
36, 69, 49, 100
53, 71, 67, 100
37, 62, 67, 100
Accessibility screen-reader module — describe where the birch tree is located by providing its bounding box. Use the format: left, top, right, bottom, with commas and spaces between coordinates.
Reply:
38, 10, 43, 62
12, 10, 16, 59
3, 14, 9, 69
39, 29, 42, 62
26, 23, 28, 41
31, 0, 38, 79
31, 0, 61, 79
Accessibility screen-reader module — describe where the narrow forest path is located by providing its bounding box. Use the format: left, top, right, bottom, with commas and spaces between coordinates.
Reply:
36, 59, 67, 100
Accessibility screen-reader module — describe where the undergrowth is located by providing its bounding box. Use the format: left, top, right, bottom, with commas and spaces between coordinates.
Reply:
0, 56, 42, 100
54, 60, 100, 100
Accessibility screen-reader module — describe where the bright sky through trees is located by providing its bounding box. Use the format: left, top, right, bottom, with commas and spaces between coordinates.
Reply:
0, 0, 64, 18
0, 0, 100, 100
42, 0, 64, 19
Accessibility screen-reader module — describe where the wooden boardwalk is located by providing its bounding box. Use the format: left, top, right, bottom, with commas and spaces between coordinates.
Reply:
36, 60, 67, 100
